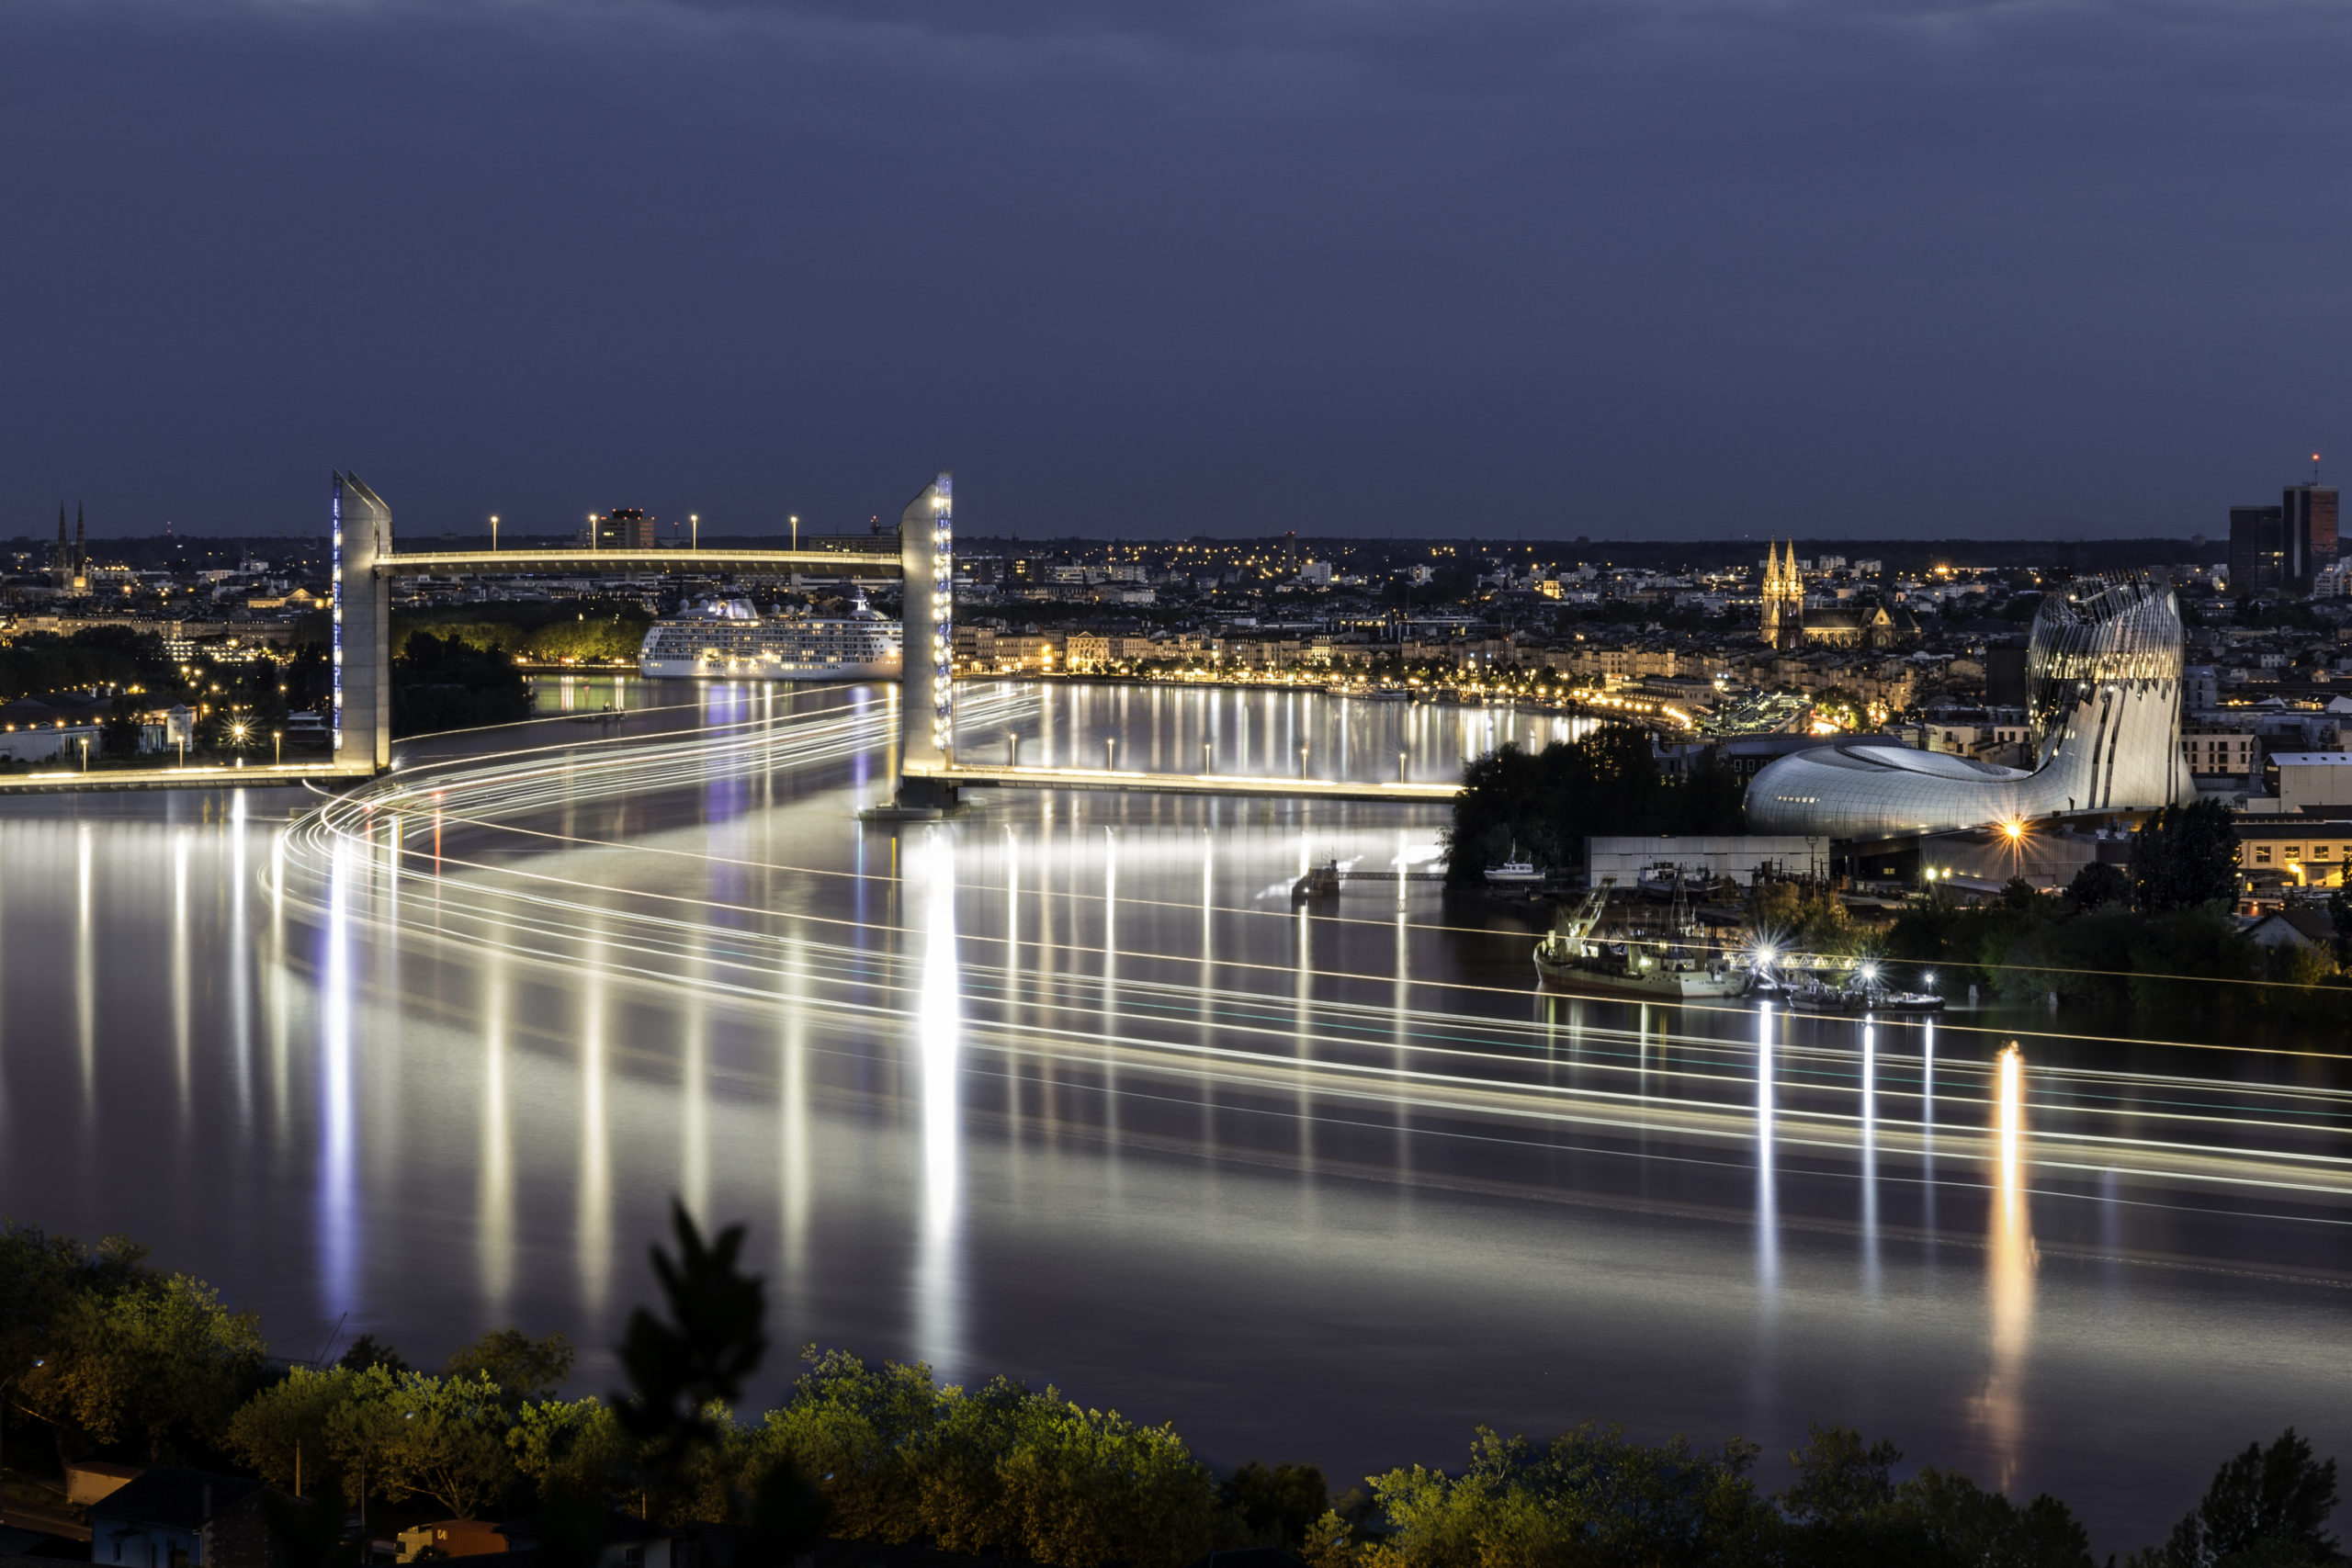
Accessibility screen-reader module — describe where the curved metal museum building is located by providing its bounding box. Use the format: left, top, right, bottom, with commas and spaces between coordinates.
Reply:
1747, 572, 2196, 840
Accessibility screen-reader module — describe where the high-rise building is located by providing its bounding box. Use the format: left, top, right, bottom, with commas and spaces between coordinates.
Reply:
2230, 504, 2285, 596
2285, 484, 2338, 592
581, 508, 656, 549
1759, 539, 1804, 651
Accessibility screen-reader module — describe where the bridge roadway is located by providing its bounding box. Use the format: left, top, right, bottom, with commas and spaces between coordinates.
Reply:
899, 760, 1460, 804
377, 547, 904, 576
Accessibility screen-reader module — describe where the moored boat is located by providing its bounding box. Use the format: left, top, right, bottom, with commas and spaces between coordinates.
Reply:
1533, 877, 1749, 1001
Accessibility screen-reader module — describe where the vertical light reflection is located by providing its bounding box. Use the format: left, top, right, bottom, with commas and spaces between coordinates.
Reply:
913, 827, 964, 1378
229, 797, 254, 1132
478, 953, 514, 1314
1976, 1043, 2036, 1489
0, 837, 8, 1113
1101, 826, 1118, 1017
268, 829, 292, 1143
319, 840, 359, 1319
577, 927, 612, 1314
172, 829, 193, 1126
1755, 1003, 1778, 1292
1860, 1018, 1879, 1301
779, 924, 811, 1318
682, 979, 710, 1225
75, 823, 95, 1116
1294, 899, 1316, 1178
1921, 1021, 1938, 1242
1198, 831, 1217, 1154
1391, 886, 1411, 1179
1003, 829, 1023, 1141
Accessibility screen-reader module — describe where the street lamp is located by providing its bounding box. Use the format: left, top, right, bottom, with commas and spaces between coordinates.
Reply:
691, 513, 699, 551
274, 730, 282, 767
789, 514, 799, 551
490, 513, 500, 552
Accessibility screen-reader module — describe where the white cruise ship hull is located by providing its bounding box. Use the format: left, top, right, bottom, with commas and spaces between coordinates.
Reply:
638, 651, 903, 682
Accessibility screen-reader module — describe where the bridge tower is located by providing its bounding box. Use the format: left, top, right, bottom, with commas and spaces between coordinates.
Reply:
333, 472, 394, 773
893, 471, 958, 807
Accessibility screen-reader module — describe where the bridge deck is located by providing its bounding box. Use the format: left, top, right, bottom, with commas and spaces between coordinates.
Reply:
0, 761, 352, 793
378, 548, 903, 576
905, 761, 1459, 804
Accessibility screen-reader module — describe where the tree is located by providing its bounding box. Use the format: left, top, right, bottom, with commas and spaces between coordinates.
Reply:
227, 1366, 360, 1493
1368, 1422, 1771, 1568
609, 1202, 826, 1555
990, 1401, 1219, 1568
1221, 1461, 1330, 1550
2137, 1428, 2340, 1568
2131, 800, 2240, 913
378, 1371, 518, 1520
0, 1223, 149, 1399
338, 1334, 410, 1376
447, 1328, 574, 1403
509, 1395, 629, 1502
2064, 860, 2131, 911
101, 696, 142, 759
38, 1270, 267, 1461
323, 1364, 410, 1523
755, 1348, 939, 1543
1771, 1426, 2094, 1567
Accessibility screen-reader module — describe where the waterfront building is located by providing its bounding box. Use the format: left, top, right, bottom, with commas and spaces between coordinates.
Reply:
1747, 572, 2194, 838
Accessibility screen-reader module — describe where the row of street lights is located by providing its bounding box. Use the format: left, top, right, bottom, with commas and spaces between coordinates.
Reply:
480, 513, 808, 550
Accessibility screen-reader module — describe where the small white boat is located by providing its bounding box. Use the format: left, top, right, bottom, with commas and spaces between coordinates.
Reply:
1485, 843, 1544, 885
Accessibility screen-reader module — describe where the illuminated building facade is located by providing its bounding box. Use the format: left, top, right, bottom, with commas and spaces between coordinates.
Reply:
1747, 572, 2194, 839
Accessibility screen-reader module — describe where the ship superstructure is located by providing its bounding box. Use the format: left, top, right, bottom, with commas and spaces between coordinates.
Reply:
638, 595, 904, 681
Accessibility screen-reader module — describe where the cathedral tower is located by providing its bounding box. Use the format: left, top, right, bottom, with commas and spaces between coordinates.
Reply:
1760, 541, 1805, 651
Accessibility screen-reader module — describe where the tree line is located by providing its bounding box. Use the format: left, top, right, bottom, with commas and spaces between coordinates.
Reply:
1443, 728, 1745, 886
1887, 801, 2352, 1021
1, 1210, 2342, 1567
391, 602, 654, 667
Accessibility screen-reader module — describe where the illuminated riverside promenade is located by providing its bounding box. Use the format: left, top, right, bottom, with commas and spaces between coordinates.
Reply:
0, 680, 2345, 1553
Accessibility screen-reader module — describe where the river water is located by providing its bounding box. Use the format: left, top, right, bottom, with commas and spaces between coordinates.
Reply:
0, 678, 2346, 1551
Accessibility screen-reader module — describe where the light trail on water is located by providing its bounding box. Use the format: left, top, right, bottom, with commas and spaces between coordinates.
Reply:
265, 694, 2352, 1256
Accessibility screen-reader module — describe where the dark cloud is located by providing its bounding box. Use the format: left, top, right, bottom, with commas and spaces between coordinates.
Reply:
3, 0, 2348, 538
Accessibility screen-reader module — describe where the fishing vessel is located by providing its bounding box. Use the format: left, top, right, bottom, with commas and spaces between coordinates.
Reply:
638, 595, 903, 681
1533, 877, 1749, 1000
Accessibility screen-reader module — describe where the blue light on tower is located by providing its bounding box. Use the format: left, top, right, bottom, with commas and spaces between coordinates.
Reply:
330, 475, 344, 753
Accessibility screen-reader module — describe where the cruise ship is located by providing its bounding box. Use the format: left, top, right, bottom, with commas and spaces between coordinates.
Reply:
638, 595, 904, 681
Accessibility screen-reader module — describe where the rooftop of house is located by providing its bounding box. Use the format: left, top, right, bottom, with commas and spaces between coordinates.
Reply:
90, 1469, 265, 1532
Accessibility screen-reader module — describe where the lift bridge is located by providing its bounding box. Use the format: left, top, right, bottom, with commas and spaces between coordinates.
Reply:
325, 471, 1459, 812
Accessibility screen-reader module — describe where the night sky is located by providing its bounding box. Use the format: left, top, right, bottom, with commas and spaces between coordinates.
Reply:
5, 0, 2346, 540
